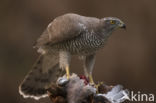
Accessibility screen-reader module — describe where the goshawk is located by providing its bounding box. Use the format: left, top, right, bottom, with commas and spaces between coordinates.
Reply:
19, 13, 126, 100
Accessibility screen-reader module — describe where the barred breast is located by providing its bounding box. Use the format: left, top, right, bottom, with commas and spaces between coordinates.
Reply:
51, 31, 105, 55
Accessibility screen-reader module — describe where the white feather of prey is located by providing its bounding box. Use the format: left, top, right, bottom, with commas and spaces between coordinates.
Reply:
97, 85, 130, 103
99, 85, 130, 103
57, 74, 129, 103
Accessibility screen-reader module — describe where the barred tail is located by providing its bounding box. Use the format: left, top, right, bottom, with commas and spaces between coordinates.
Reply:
19, 52, 65, 100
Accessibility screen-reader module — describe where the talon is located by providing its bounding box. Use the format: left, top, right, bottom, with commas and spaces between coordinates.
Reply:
95, 82, 104, 93
65, 66, 70, 79
96, 82, 102, 88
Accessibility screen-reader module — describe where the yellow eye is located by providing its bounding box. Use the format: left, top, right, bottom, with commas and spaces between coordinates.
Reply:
110, 20, 115, 24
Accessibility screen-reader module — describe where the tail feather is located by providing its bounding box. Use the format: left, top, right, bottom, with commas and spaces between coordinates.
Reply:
19, 53, 65, 100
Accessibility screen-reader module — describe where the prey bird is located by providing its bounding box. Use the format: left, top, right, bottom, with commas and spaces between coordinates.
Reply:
19, 13, 126, 100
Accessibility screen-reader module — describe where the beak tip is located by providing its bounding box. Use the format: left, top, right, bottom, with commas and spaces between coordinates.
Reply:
121, 24, 126, 29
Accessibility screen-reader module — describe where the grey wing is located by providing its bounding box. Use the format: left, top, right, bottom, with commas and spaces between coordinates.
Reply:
34, 13, 86, 48
34, 30, 49, 48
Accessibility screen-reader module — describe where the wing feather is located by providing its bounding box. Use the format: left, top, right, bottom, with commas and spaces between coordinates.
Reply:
35, 13, 100, 48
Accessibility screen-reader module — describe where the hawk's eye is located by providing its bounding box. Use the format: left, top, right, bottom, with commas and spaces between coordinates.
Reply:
110, 20, 115, 24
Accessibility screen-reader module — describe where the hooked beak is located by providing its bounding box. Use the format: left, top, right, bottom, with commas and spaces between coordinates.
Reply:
119, 22, 126, 29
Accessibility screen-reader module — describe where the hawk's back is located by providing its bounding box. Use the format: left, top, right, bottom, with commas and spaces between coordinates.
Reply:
35, 13, 100, 48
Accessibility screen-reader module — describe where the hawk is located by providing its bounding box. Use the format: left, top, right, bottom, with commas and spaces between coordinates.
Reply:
19, 13, 126, 100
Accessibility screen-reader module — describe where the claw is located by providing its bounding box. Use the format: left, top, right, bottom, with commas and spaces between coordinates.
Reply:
95, 82, 105, 93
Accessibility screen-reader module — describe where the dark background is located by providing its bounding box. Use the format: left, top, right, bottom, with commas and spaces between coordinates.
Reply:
0, 0, 156, 103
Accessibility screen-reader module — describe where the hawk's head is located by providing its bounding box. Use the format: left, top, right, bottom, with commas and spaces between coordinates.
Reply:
101, 17, 126, 31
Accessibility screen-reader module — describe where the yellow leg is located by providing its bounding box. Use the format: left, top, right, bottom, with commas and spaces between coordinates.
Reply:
65, 66, 70, 79
89, 74, 94, 84
89, 74, 101, 92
